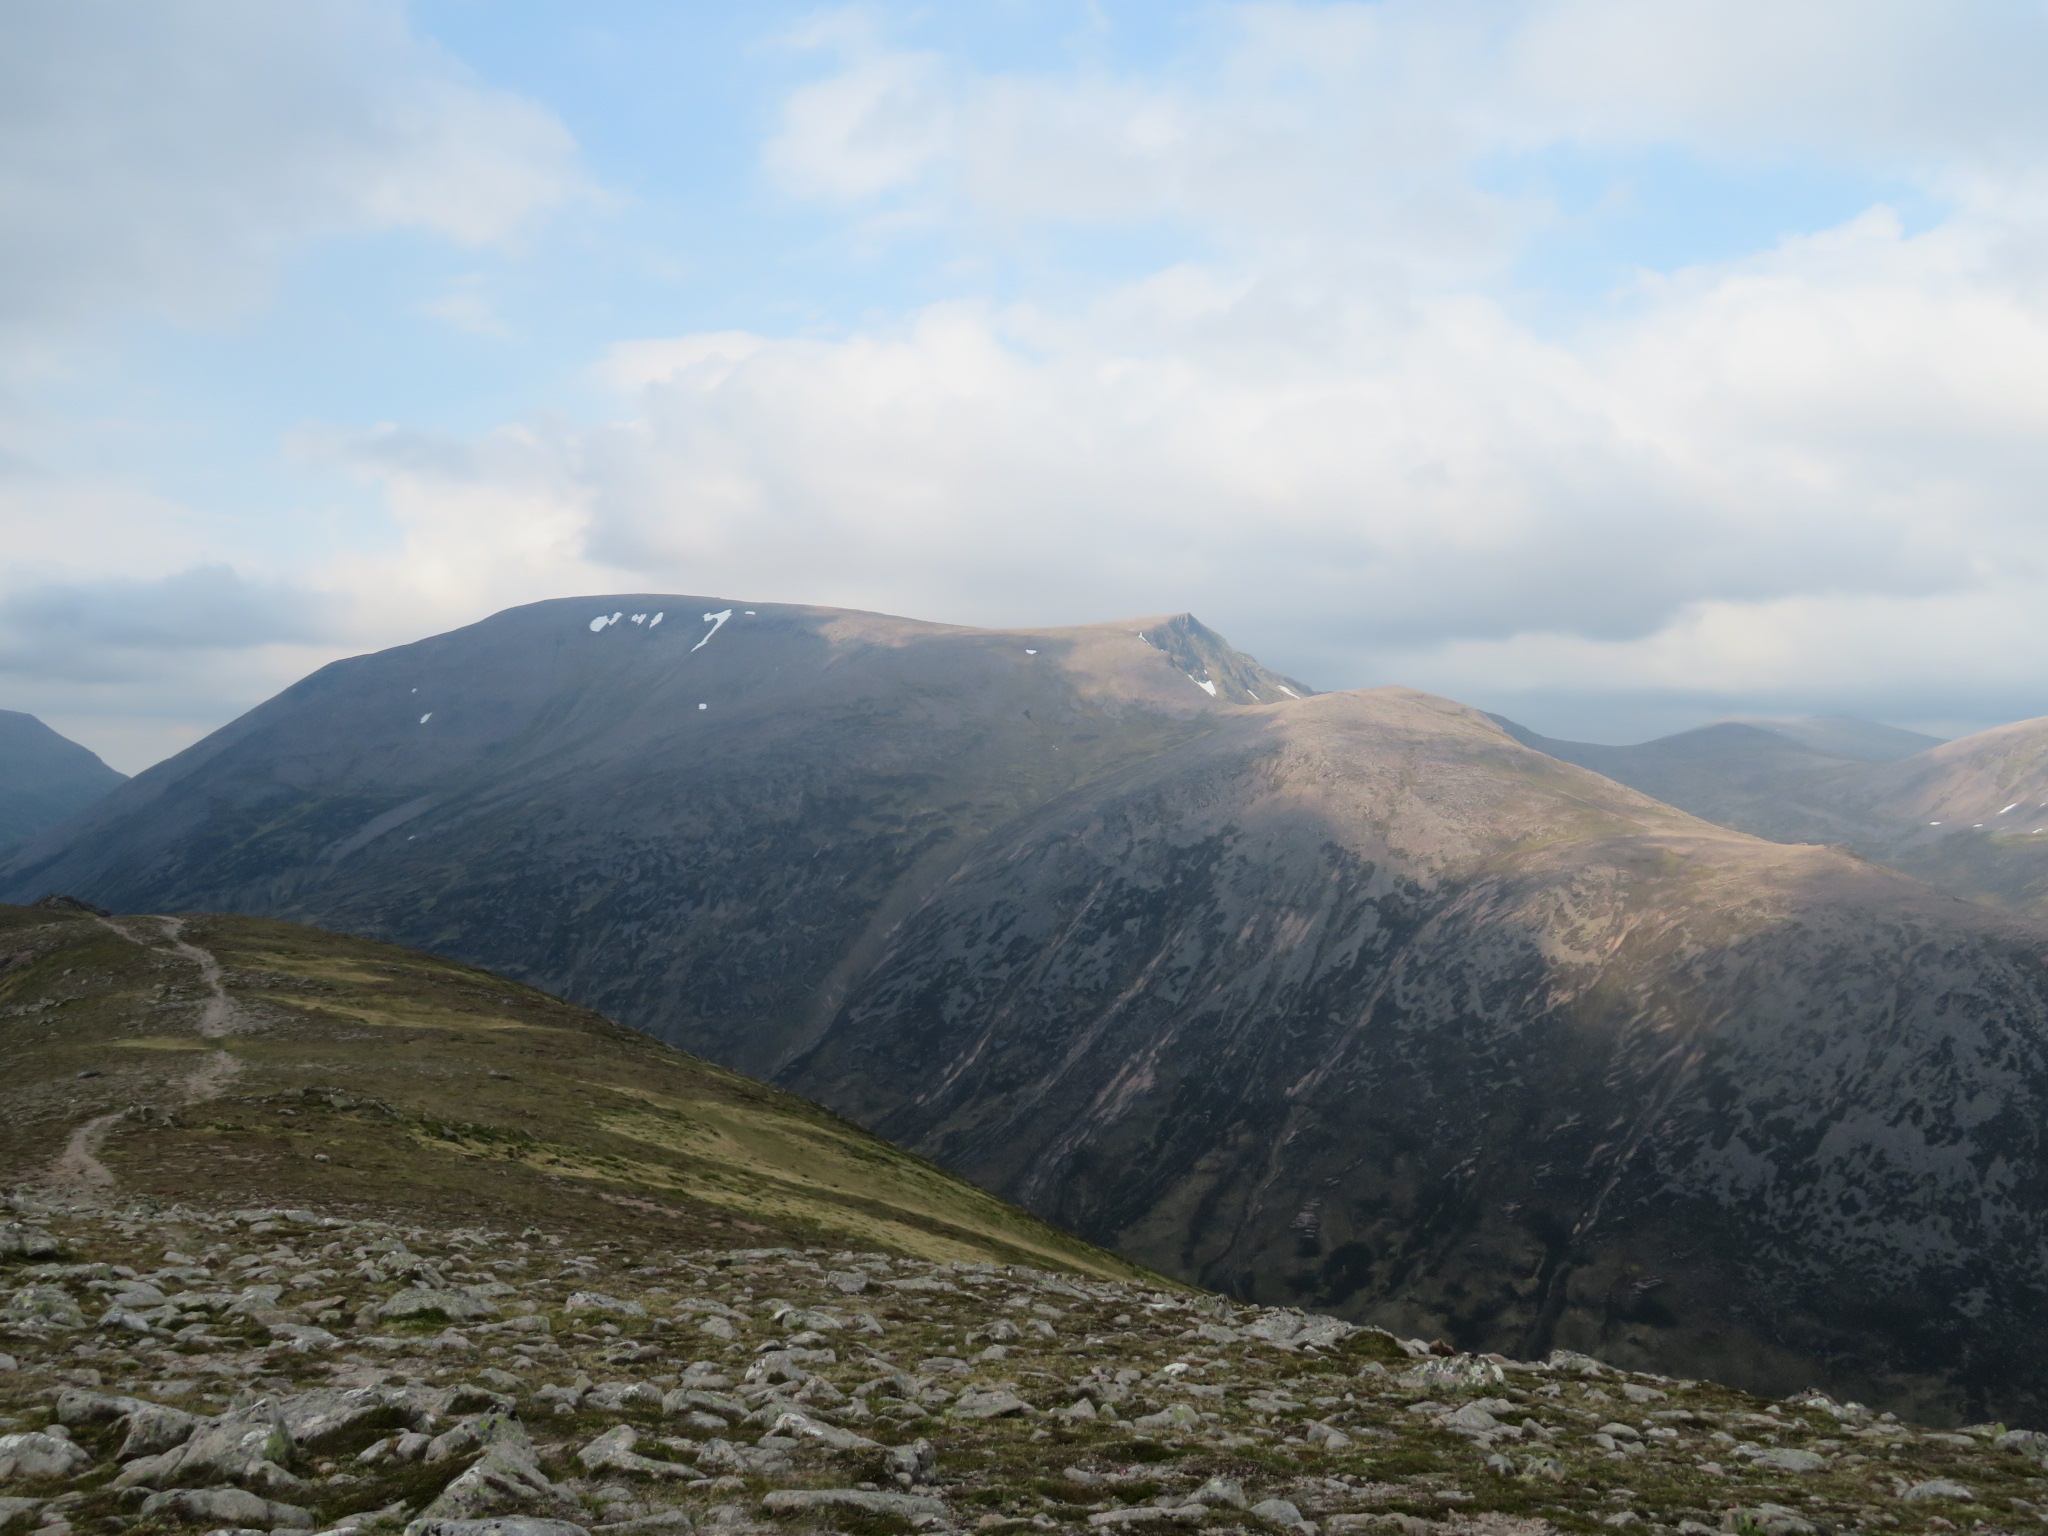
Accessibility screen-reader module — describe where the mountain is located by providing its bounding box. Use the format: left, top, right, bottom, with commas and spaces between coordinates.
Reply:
1722, 714, 1945, 763
0, 896, 1148, 1278
0, 598, 1309, 1081
12, 599, 2048, 1421
1494, 713, 2048, 922
1484, 716, 1874, 845
786, 687, 2048, 1424
0, 709, 125, 851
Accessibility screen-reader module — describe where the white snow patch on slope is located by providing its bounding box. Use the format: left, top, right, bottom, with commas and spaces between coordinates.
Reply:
1188, 675, 1218, 697
419, 713, 432, 724
1278, 685, 1301, 699
2001, 802, 2022, 814
650, 612, 664, 627
692, 609, 733, 652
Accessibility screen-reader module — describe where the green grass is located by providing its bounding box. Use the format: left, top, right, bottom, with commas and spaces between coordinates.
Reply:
0, 901, 1163, 1277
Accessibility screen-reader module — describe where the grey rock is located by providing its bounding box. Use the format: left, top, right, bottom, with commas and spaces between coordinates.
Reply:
1745, 1447, 1826, 1473
138, 1486, 313, 1529
949, 1389, 1031, 1420
3, 1288, 82, 1330
118, 1402, 200, 1459
1901, 1480, 1975, 1502
1249, 1498, 1305, 1525
766, 1408, 877, 1450
376, 1287, 499, 1323
564, 1291, 645, 1319
0, 1433, 90, 1481
1189, 1477, 1248, 1508
575, 1426, 700, 1480
405, 1521, 592, 1536
419, 1424, 576, 1524
0, 1228, 60, 1262
885, 1439, 935, 1480
584, 1382, 664, 1413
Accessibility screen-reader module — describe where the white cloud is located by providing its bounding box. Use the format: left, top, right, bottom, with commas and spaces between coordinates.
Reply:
324, 177, 2048, 738
21, 0, 2048, 767
0, 0, 583, 341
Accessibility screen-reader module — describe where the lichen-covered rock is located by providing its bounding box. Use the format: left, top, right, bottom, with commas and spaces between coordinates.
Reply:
0, 1433, 89, 1482
137, 1485, 313, 1529
375, 1286, 499, 1322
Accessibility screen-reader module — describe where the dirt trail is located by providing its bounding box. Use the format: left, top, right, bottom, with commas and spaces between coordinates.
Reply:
43, 916, 247, 1200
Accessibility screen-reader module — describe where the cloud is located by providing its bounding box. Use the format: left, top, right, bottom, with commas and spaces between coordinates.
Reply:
321, 178, 2048, 739
0, 0, 583, 342
0, 566, 341, 681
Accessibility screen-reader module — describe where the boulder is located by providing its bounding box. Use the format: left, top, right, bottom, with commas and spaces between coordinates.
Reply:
1746, 1447, 1826, 1473
563, 1291, 645, 1318
0, 1228, 60, 1261
1901, 1480, 1975, 1502
583, 1381, 664, 1413
137, 1486, 313, 1529
0, 1433, 90, 1482
113, 1403, 304, 1495
376, 1287, 500, 1323
421, 1422, 577, 1524
767, 1407, 878, 1450
575, 1425, 700, 1479
2, 1288, 82, 1330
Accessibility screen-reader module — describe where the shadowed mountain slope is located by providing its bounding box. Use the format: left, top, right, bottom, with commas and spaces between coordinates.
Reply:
0, 710, 125, 851
0, 898, 1152, 1278
788, 689, 2048, 1424
0, 598, 1309, 1078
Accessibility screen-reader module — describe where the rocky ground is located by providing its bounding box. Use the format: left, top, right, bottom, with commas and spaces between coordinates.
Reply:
4, 1197, 2045, 1536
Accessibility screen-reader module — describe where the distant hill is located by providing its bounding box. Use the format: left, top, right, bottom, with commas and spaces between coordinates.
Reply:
0, 898, 1152, 1278
0, 710, 124, 851
1724, 714, 1945, 762
1492, 711, 2048, 924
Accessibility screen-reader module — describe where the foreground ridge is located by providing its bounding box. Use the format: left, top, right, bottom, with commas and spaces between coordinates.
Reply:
2, 1198, 2044, 1536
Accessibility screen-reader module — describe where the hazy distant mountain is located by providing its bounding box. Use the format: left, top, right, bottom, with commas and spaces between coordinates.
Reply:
1484, 716, 1874, 844
0, 709, 125, 852
1495, 710, 2048, 923
1723, 714, 1945, 762
12, 599, 2048, 1419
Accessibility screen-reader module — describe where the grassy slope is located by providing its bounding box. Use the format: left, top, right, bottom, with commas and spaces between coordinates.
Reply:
0, 902, 1154, 1283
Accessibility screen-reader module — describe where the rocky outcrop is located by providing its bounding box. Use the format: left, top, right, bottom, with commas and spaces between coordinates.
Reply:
5, 1196, 2048, 1536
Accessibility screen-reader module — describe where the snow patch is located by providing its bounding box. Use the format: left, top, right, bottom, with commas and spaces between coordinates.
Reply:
697, 703, 708, 711
692, 609, 733, 652
650, 612, 664, 627
1278, 685, 1301, 700
419, 713, 432, 724
1024, 648, 1037, 655
589, 615, 611, 632
630, 613, 647, 625
1247, 689, 1260, 700
744, 610, 757, 615
2001, 802, 2021, 814
1188, 675, 1218, 697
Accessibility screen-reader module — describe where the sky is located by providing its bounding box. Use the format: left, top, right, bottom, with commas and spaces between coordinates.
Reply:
8, 0, 2048, 772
